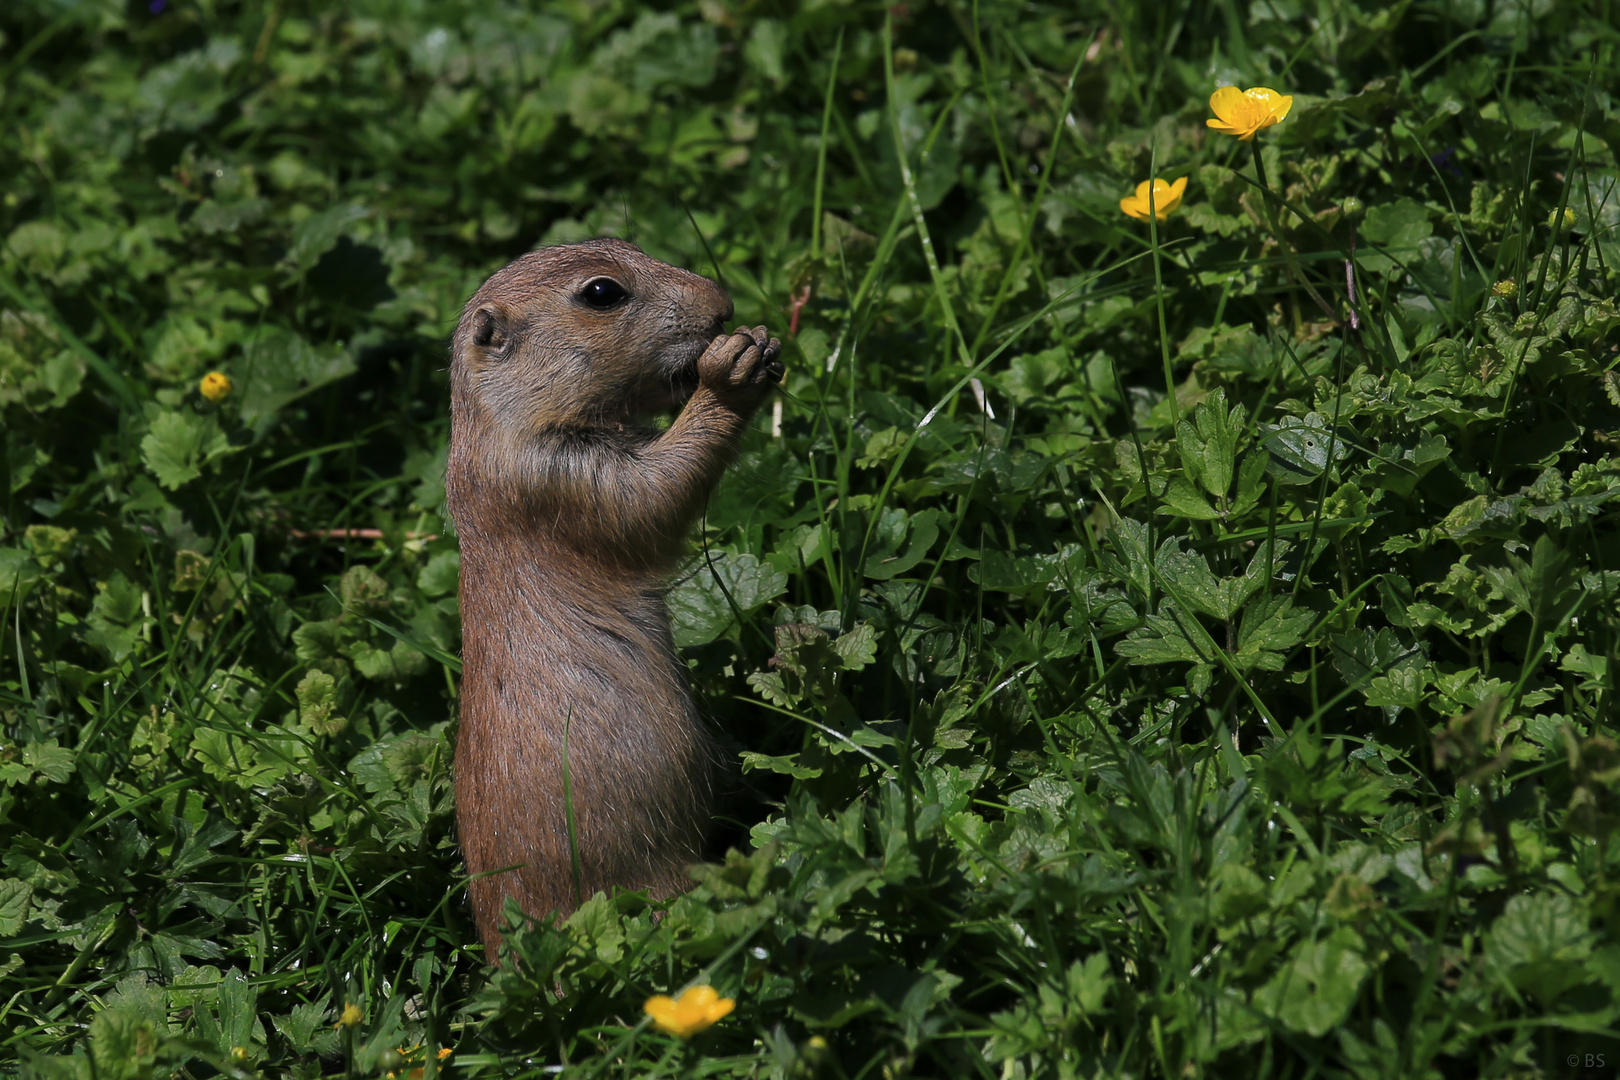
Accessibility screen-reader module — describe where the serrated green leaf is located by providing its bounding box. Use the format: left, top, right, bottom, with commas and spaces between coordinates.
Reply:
168, 965, 222, 1009
1116, 607, 1215, 667
417, 550, 460, 598
140, 409, 230, 490
236, 328, 358, 426
1158, 476, 1222, 520
740, 751, 823, 779
0, 878, 31, 935
1231, 452, 1269, 516
295, 669, 348, 736
1485, 892, 1593, 1004
1234, 594, 1313, 670
22, 739, 75, 784
89, 1009, 160, 1079
832, 623, 878, 669
1176, 387, 1245, 499
1253, 928, 1370, 1036
1262, 414, 1349, 485
292, 619, 347, 662
285, 202, 369, 273
865, 508, 940, 580
1155, 545, 1250, 621
668, 551, 787, 647
272, 1001, 332, 1051
1481, 534, 1579, 625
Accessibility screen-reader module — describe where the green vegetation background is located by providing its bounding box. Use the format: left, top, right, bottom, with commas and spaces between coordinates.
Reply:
2, 0, 1619, 1076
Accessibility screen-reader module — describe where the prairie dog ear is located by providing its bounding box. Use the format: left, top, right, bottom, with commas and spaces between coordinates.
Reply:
470, 305, 511, 355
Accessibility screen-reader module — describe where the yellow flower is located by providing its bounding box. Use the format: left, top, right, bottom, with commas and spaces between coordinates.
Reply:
335, 1003, 363, 1028
1206, 86, 1293, 141
199, 371, 233, 403
1119, 177, 1189, 222
643, 985, 735, 1039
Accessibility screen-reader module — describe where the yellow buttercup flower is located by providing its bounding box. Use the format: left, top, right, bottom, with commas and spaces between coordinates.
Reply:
643, 985, 735, 1039
1120, 177, 1189, 222
1206, 86, 1293, 141
335, 1003, 362, 1028
199, 371, 233, 403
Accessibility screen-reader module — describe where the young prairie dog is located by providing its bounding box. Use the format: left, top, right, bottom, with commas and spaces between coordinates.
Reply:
445, 238, 782, 953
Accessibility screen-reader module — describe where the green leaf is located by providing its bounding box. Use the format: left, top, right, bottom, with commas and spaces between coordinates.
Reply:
1481, 534, 1579, 626
295, 670, 348, 736
1176, 387, 1246, 499
1329, 628, 1428, 714
272, 1001, 335, 1052
1231, 452, 1268, 517
193, 967, 261, 1059
140, 410, 230, 490
1484, 892, 1594, 1004
285, 203, 369, 273
1253, 928, 1370, 1036
1261, 413, 1349, 485
0, 878, 31, 935
669, 552, 788, 647
740, 751, 823, 779
167, 965, 222, 1008
1234, 594, 1313, 671
236, 328, 358, 427
1158, 476, 1222, 520
831, 623, 878, 670
1358, 198, 1433, 273
292, 620, 347, 662
417, 550, 460, 598
22, 739, 75, 784
1116, 607, 1215, 667
89, 1009, 160, 1080
1104, 517, 1154, 602
864, 508, 941, 580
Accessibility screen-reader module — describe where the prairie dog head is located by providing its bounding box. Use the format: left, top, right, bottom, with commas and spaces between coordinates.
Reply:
451, 238, 734, 432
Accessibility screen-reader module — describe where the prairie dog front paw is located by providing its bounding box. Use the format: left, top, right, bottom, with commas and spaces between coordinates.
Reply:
698, 325, 783, 408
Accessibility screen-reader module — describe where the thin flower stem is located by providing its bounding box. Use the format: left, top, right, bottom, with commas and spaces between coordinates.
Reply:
1249, 141, 1336, 323
1147, 148, 1179, 430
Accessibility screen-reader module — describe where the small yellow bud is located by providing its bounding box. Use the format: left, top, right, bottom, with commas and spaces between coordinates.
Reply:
1547, 206, 1576, 233
230, 1046, 249, 1062
1340, 197, 1364, 222
199, 371, 233, 403
336, 1003, 363, 1028
1491, 280, 1518, 299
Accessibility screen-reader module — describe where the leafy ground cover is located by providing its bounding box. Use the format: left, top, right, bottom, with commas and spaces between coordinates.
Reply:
3, 0, 1619, 1076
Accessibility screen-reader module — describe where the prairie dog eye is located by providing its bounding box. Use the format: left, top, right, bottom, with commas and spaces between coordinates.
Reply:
579, 278, 629, 310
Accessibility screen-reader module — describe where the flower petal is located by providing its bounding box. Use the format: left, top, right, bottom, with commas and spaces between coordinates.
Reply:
1209, 85, 1248, 125
644, 995, 683, 1035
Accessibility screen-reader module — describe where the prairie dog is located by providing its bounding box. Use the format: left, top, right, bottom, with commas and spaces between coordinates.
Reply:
446, 238, 781, 952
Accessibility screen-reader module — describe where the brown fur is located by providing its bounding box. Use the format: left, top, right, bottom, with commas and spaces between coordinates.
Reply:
446, 238, 781, 954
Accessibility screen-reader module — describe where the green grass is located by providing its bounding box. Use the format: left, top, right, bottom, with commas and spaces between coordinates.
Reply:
2, 0, 1619, 1076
